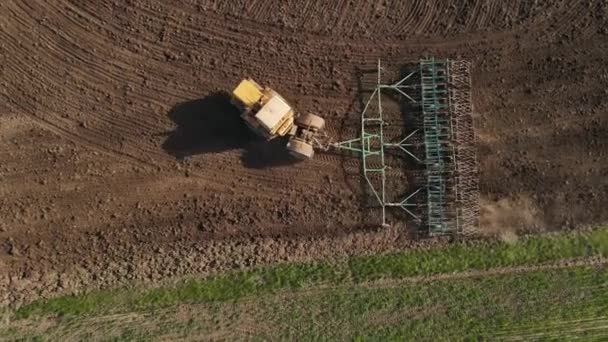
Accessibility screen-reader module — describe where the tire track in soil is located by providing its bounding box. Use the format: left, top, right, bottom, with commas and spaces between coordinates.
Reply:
0, 0, 600, 192
4, 0, 335, 190
3, 2, 171, 163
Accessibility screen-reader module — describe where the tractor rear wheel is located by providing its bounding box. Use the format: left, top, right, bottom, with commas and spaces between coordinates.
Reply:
287, 139, 315, 159
296, 113, 325, 131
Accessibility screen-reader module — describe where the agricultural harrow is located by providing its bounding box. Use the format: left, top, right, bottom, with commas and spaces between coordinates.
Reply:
326, 58, 479, 236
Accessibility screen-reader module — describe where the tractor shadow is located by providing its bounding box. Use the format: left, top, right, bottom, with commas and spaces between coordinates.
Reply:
241, 136, 298, 169
162, 92, 300, 169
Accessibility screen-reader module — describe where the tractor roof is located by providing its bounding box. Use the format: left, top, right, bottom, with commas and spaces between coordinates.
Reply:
255, 95, 292, 131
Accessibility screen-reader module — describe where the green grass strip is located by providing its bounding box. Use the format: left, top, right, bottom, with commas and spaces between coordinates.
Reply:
347, 227, 608, 280
15, 227, 608, 319
6, 266, 607, 341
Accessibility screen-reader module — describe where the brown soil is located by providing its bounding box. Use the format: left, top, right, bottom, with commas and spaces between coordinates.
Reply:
1, 0, 607, 306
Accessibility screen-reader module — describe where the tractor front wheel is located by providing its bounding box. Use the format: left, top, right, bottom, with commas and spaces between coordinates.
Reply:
286, 139, 315, 159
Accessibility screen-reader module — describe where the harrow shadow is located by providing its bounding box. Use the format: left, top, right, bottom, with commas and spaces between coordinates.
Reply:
326, 64, 427, 234
397, 63, 427, 234
354, 66, 383, 226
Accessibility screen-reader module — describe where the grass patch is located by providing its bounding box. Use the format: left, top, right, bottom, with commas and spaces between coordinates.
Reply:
5, 266, 608, 340
348, 227, 608, 280
14, 227, 608, 320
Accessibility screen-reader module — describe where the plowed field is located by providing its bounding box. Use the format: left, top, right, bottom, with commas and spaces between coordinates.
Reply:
1, 0, 607, 306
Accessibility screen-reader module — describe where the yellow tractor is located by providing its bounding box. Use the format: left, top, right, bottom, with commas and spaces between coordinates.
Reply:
231, 79, 325, 159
